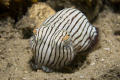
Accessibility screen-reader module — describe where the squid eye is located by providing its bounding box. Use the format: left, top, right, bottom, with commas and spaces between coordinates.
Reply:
32, 29, 38, 42
62, 35, 72, 47
62, 35, 69, 42
33, 29, 37, 35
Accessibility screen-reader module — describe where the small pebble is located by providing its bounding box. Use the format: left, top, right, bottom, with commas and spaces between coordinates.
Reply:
61, 74, 63, 77
118, 16, 120, 19
103, 48, 110, 51
8, 48, 12, 52
80, 75, 84, 78
24, 70, 28, 74
0, 55, 5, 59
100, 59, 105, 61
22, 77, 27, 80
90, 63, 95, 66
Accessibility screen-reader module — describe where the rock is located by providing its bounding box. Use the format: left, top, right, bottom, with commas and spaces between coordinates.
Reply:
16, 2, 55, 29
15, 2, 55, 38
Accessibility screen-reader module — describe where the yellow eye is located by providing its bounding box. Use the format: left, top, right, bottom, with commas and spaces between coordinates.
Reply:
62, 35, 69, 41
33, 29, 37, 35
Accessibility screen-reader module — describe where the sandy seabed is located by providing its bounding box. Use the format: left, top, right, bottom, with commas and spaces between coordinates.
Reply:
0, 3, 120, 80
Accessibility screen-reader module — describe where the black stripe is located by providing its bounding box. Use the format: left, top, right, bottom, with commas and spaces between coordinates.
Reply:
40, 26, 54, 65
72, 18, 87, 37
82, 39, 91, 51
45, 29, 61, 66
73, 21, 89, 51
53, 32, 64, 67
46, 9, 70, 31
63, 19, 70, 29
73, 21, 88, 45
59, 33, 68, 66
64, 47, 68, 66
83, 27, 96, 51
47, 8, 73, 25
56, 10, 78, 29
48, 30, 62, 67
80, 25, 92, 49
80, 24, 92, 48
35, 27, 44, 64
44, 9, 65, 23
82, 31, 96, 51
65, 12, 81, 30
75, 24, 91, 52
46, 12, 61, 23
50, 8, 73, 30
38, 27, 50, 64
59, 45, 65, 66
70, 15, 84, 33
43, 15, 54, 24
